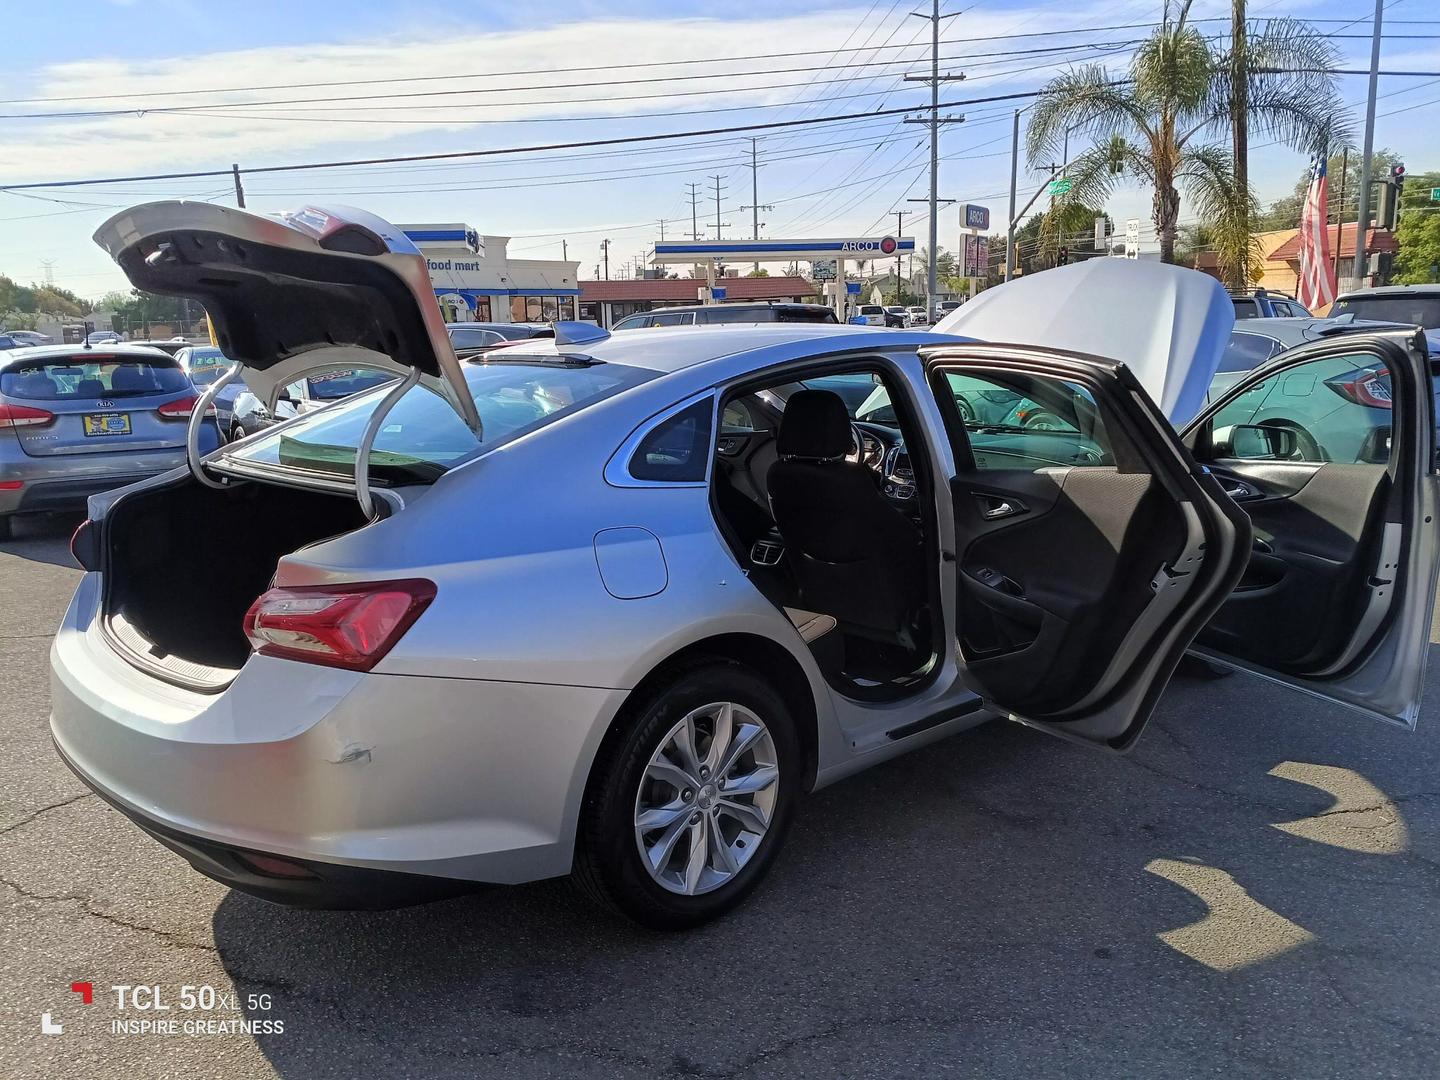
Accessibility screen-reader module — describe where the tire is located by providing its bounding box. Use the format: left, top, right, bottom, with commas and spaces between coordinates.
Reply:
230, 423, 248, 442
0, 514, 12, 541
574, 660, 799, 929
956, 396, 977, 424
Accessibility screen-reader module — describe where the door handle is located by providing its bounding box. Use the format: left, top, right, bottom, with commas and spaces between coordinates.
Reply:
975, 493, 1026, 520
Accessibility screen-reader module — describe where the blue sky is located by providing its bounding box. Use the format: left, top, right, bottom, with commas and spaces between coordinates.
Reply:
2, 0, 1437, 297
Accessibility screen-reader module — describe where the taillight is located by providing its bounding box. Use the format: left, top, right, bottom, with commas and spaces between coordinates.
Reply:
70, 518, 100, 571
156, 395, 217, 419
1326, 371, 1393, 409
243, 579, 436, 671
0, 402, 56, 428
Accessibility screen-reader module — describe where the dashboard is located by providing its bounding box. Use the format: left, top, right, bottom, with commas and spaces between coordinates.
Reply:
853, 421, 917, 504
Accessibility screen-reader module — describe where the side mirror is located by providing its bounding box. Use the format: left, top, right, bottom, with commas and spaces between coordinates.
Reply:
1216, 423, 1298, 459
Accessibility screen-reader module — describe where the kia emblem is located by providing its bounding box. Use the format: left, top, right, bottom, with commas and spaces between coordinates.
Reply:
96, 399, 114, 408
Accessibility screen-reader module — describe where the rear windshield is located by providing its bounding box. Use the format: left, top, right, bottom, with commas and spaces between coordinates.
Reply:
304, 368, 395, 400
1331, 296, 1440, 328
185, 347, 232, 386
1, 356, 188, 400
226, 360, 655, 483
1219, 332, 1281, 372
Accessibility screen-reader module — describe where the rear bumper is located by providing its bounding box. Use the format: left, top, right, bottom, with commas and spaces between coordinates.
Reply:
0, 429, 219, 515
49, 573, 627, 896
53, 738, 475, 909
5, 473, 158, 515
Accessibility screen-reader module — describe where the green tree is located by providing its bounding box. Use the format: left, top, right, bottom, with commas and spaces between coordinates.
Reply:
1027, 0, 1342, 282
1394, 170, 1440, 284
1255, 148, 1402, 231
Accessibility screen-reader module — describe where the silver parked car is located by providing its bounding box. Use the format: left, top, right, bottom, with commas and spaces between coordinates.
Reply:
51, 203, 1440, 928
0, 343, 220, 539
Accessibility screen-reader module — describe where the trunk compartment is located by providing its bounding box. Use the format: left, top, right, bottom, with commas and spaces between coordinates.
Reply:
102, 476, 372, 689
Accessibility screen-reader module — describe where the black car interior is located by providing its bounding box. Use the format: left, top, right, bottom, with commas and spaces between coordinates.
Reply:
930, 368, 1195, 717
1186, 350, 1406, 676
711, 368, 939, 699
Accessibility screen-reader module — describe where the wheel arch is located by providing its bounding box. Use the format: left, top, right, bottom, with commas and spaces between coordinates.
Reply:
585, 632, 822, 804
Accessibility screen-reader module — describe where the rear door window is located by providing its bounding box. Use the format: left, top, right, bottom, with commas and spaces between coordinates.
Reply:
1220, 332, 1283, 373
0, 356, 189, 399
628, 399, 713, 482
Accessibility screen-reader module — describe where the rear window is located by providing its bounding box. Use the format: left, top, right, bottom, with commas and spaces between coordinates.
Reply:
185, 347, 232, 386
305, 369, 396, 401
226, 361, 655, 483
1232, 299, 1261, 319
1, 356, 188, 400
859, 305, 884, 315
1331, 296, 1440, 327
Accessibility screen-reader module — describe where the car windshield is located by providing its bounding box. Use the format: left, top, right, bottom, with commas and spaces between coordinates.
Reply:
184, 347, 233, 386
225, 360, 655, 483
1331, 295, 1440, 327
305, 368, 396, 400
0, 355, 189, 399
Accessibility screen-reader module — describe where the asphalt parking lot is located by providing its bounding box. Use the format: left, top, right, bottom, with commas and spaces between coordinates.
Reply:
4, 512, 1439, 1079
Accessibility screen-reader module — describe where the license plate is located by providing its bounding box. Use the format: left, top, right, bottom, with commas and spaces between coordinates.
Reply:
83, 413, 131, 437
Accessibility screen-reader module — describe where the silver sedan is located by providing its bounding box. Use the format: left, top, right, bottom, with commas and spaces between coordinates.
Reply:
49, 201, 1440, 928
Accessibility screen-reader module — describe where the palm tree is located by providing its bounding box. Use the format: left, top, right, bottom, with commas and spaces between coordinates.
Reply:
1026, 0, 1342, 284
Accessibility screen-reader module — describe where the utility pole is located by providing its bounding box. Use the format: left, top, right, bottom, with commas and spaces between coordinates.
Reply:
1333, 148, 1348, 278
904, 1, 964, 314
1352, 0, 1384, 289
1230, 0, 1249, 287
231, 163, 246, 209
1005, 108, 1021, 280
601, 239, 610, 281
685, 183, 702, 240
895, 211, 906, 298
657, 219, 670, 242
740, 138, 775, 272
562, 239, 568, 262
709, 174, 727, 239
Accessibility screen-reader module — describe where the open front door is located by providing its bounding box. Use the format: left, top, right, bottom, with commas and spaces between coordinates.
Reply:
1180, 330, 1440, 728
922, 344, 1251, 750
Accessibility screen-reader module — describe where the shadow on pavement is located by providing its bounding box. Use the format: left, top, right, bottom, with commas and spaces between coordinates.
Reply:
213, 655, 1440, 1078
0, 512, 83, 570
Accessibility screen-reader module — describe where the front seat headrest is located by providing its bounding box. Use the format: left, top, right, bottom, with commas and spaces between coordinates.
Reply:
777, 389, 852, 461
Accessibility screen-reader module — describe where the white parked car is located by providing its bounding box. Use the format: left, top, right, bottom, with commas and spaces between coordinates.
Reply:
905, 306, 929, 326
2, 329, 53, 347
854, 304, 887, 326
51, 202, 1440, 929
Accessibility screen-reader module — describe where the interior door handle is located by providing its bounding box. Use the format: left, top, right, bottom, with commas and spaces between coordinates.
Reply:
975, 493, 1026, 520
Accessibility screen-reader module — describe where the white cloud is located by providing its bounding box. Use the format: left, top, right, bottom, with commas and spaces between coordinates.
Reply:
0, 3, 1163, 185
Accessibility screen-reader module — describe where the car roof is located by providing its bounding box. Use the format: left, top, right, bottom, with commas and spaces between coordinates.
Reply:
1336, 284, 1440, 299
1232, 315, 1418, 347
487, 323, 938, 375
0, 342, 174, 369
642, 302, 831, 315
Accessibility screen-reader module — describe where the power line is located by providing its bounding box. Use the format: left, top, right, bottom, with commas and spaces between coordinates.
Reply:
0, 86, 1085, 194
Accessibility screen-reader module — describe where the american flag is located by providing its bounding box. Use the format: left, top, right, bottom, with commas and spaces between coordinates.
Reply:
1296, 156, 1337, 311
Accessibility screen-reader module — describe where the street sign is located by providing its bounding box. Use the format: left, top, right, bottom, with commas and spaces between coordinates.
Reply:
962, 204, 990, 230
1124, 218, 1141, 260
711, 286, 727, 301
845, 281, 862, 295
963, 234, 989, 277
1431, 187, 1440, 202
1047, 178, 1073, 196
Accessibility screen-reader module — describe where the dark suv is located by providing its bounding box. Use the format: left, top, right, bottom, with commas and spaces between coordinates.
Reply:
1229, 289, 1312, 320
1331, 285, 1440, 329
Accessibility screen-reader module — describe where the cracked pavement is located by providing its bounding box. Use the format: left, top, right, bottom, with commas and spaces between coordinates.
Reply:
5, 512, 1440, 1078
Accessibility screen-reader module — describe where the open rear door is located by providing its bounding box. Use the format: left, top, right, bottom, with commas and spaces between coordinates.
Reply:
922, 344, 1252, 750
1180, 330, 1439, 728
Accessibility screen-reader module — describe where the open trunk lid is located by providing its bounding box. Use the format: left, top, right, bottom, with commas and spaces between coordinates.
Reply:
92, 201, 481, 434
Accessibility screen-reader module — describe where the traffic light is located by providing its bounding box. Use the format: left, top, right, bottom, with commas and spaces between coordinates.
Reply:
1378, 181, 1397, 230
1392, 163, 1407, 194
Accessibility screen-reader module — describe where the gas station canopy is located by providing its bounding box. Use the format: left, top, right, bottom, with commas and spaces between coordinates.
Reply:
650, 236, 915, 264
650, 237, 916, 319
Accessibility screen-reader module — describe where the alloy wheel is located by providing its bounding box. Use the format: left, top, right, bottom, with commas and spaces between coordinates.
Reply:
633, 701, 780, 896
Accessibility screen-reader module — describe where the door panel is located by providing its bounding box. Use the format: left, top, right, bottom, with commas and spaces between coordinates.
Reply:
923, 345, 1250, 750
1183, 331, 1439, 728
1197, 462, 1388, 671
